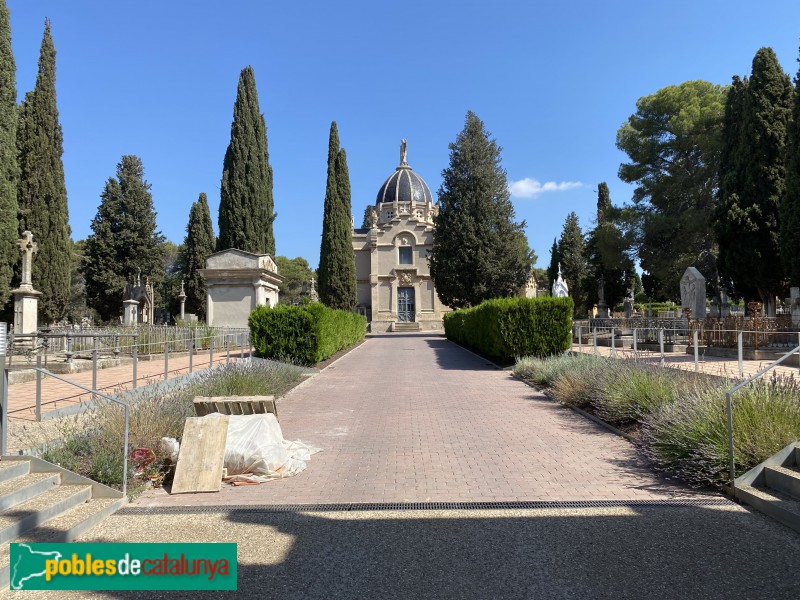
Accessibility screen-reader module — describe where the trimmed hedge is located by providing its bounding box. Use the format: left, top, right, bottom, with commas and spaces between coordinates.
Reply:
249, 303, 366, 366
444, 296, 573, 361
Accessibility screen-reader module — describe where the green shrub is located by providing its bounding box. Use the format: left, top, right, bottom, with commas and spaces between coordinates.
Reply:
445, 296, 573, 361
591, 362, 699, 425
514, 353, 600, 387
549, 355, 607, 408
249, 303, 366, 366
640, 374, 800, 486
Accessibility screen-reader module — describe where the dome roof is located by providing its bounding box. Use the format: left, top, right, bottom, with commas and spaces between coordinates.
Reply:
375, 140, 433, 205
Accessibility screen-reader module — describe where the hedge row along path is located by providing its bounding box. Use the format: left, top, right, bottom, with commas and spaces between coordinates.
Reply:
136, 332, 712, 507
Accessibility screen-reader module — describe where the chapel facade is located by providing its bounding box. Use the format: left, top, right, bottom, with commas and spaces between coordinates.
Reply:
352, 140, 450, 332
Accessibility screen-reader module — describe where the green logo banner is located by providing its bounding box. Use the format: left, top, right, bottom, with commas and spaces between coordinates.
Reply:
10, 543, 237, 590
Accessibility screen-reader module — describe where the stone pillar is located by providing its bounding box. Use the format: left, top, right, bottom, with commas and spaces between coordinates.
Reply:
123, 299, 139, 326
12, 231, 41, 336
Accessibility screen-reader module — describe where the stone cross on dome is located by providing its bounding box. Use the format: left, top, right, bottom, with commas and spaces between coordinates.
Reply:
17, 230, 37, 288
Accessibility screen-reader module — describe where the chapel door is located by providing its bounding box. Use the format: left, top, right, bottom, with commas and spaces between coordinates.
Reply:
397, 287, 415, 322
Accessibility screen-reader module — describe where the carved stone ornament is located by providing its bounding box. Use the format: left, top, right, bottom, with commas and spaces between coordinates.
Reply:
397, 271, 414, 285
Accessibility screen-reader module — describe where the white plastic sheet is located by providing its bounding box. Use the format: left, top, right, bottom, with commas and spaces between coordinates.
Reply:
211, 413, 321, 483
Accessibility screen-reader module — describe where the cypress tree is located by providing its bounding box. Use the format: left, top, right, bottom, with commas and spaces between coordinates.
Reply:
0, 0, 17, 309
558, 212, 588, 314
716, 49, 793, 314
16, 20, 71, 322
584, 183, 634, 309
218, 66, 276, 255
782, 50, 800, 285
84, 156, 166, 322
182, 193, 215, 318
318, 121, 357, 310
428, 111, 530, 308
546, 238, 560, 293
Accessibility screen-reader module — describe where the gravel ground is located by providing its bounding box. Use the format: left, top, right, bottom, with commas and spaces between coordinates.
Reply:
16, 503, 800, 599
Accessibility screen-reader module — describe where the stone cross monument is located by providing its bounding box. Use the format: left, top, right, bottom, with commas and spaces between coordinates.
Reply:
12, 231, 42, 336
596, 275, 610, 318
178, 278, 187, 321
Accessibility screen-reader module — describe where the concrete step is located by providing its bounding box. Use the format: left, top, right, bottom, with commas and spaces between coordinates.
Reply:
0, 472, 60, 512
0, 496, 126, 589
0, 484, 92, 545
736, 484, 800, 533
392, 322, 421, 332
0, 460, 30, 484
764, 465, 800, 499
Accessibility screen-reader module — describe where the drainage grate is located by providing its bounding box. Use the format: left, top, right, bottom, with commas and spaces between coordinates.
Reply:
120, 498, 734, 515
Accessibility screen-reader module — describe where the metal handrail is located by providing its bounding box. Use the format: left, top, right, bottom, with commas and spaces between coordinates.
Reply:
31, 367, 130, 497
725, 343, 800, 490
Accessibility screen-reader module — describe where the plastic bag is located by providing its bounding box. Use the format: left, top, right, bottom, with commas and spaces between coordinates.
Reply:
219, 413, 321, 483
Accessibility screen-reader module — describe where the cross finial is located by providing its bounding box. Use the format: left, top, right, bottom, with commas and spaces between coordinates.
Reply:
17, 231, 38, 288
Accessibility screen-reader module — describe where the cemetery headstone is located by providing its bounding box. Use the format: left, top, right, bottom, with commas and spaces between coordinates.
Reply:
680, 267, 706, 319
790, 287, 800, 327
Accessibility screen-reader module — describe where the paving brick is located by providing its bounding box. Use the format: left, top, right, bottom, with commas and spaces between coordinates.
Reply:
133, 333, 714, 507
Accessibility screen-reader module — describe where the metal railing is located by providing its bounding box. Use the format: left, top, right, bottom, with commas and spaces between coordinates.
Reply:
725, 343, 800, 491
11, 329, 251, 421
32, 367, 130, 496
574, 323, 800, 379
0, 336, 130, 495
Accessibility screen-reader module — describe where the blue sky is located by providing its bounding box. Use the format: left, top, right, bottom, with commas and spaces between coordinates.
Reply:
7, 0, 800, 268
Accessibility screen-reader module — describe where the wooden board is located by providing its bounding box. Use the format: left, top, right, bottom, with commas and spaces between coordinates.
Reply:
193, 396, 277, 419
170, 416, 229, 494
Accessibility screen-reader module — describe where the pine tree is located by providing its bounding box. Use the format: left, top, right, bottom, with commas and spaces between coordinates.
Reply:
318, 121, 357, 310
182, 193, 215, 318
16, 20, 71, 322
546, 238, 559, 293
84, 156, 166, 322
781, 49, 800, 285
428, 111, 530, 308
558, 212, 587, 314
0, 0, 17, 309
218, 66, 276, 255
716, 48, 793, 314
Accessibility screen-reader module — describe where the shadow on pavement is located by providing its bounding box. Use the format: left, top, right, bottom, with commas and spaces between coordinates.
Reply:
78, 504, 800, 600
425, 338, 501, 371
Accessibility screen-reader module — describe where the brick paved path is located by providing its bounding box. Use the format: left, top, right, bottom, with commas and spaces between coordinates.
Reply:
135, 333, 709, 507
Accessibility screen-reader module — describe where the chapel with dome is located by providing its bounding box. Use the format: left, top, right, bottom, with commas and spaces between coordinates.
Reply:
351, 140, 450, 331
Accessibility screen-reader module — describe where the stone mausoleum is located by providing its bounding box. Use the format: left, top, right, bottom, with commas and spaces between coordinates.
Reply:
352, 141, 450, 332
199, 249, 281, 328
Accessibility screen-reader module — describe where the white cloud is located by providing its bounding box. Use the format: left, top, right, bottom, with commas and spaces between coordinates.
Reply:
508, 178, 583, 198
